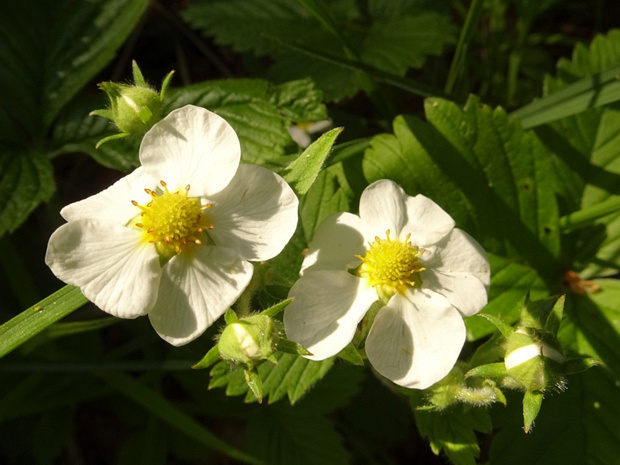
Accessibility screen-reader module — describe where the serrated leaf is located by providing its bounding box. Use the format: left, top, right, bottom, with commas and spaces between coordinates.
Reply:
283, 127, 342, 196
0, 0, 149, 137
268, 78, 328, 123
51, 96, 140, 172
300, 163, 356, 243
183, 0, 454, 101
245, 403, 349, 465
209, 352, 333, 404
364, 97, 561, 279
414, 404, 493, 465
534, 30, 620, 278
0, 148, 55, 236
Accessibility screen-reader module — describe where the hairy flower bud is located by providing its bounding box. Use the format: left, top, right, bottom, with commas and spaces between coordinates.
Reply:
90, 60, 174, 148
218, 315, 276, 366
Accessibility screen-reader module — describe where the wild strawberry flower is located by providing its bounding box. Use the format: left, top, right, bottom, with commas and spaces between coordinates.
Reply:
46, 105, 298, 346
284, 180, 489, 389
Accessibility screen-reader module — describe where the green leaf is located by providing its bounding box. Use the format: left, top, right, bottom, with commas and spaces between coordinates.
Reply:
490, 278, 620, 464
300, 163, 356, 243
490, 367, 620, 465
209, 352, 333, 404
364, 97, 561, 280
98, 371, 263, 465
512, 63, 620, 129
0, 0, 149, 137
192, 345, 221, 370
336, 342, 365, 366
0, 148, 55, 236
533, 30, 620, 278
0, 286, 88, 358
283, 127, 343, 196
245, 402, 349, 465
183, 0, 455, 101
413, 404, 493, 465
267, 78, 328, 123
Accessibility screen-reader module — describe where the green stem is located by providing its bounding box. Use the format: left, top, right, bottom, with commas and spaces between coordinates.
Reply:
559, 196, 620, 232
0, 285, 88, 358
444, 0, 485, 94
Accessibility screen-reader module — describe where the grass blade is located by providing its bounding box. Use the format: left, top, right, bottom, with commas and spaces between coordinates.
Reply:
0, 285, 88, 358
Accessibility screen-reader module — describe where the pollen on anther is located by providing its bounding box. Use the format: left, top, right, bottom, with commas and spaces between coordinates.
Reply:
131, 200, 139, 206
208, 225, 215, 230
135, 223, 143, 228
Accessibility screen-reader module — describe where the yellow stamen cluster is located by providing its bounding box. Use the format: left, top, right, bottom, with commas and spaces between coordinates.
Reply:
358, 230, 425, 300
132, 181, 212, 257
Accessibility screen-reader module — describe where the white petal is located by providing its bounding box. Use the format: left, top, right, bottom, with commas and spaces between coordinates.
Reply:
206, 164, 299, 261
422, 271, 488, 318
148, 245, 253, 346
60, 167, 153, 225
284, 270, 377, 360
402, 194, 455, 247
45, 219, 161, 318
421, 229, 490, 317
139, 105, 240, 197
288, 126, 312, 148
301, 212, 366, 274
365, 289, 466, 389
359, 180, 408, 240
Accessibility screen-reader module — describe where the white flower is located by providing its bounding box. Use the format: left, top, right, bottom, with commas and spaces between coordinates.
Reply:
46, 105, 298, 346
283, 179, 489, 389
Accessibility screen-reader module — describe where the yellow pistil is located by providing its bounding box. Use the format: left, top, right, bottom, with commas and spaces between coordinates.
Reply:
130, 181, 212, 260
358, 230, 425, 301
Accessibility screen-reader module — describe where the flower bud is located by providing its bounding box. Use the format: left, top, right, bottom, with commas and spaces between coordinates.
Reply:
504, 328, 565, 392
90, 61, 174, 148
100, 83, 163, 135
218, 315, 275, 367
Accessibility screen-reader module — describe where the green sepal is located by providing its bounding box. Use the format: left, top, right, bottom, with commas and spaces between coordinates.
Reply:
225, 308, 238, 324
563, 357, 602, 375
523, 390, 544, 433
545, 294, 565, 334
244, 368, 264, 403
336, 342, 364, 366
520, 294, 564, 332
477, 313, 514, 339
276, 337, 312, 356
95, 132, 129, 149
138, 105, 153, 124
131, 59, 147, 88
466, 362, 508, 379
160, 70, 175, 101
192, 344, 221, 370
259, 298, 293, 317
89, 108, 114, 119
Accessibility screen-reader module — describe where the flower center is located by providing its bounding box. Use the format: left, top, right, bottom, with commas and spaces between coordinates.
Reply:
358, 230, 425, 300
131, 181, 212, 259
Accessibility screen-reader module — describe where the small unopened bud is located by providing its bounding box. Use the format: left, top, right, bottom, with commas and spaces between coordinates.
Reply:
504, 328, 565, 392
90, 60, 174, 148
218, 315, 275, 367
